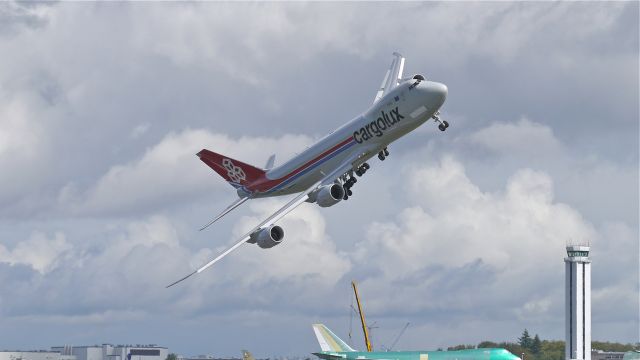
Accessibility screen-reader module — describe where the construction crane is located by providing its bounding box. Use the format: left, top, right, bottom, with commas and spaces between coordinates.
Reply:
351, 280, 373, 352
387, 322, 410, 351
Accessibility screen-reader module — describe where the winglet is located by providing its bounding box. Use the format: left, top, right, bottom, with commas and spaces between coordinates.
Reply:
166, 270, 197, 288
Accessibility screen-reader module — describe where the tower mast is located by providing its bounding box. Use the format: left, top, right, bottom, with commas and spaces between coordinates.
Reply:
565, 245, 591, 360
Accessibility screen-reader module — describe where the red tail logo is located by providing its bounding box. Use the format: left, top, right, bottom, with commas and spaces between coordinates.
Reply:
222, 158, 247, 183
197, 149, 266, 188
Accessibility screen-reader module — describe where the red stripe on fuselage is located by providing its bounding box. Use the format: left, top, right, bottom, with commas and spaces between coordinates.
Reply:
245, 137, 354, 193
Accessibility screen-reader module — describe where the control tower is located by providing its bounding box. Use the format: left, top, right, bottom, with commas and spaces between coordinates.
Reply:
565, 245, 591, 360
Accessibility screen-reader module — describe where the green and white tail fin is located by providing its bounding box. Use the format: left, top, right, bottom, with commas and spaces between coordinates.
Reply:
241, 350, 255, 360
312, 324, 356, 352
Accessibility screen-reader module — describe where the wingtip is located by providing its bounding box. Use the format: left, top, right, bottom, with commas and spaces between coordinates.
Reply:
165, 270, 197, 288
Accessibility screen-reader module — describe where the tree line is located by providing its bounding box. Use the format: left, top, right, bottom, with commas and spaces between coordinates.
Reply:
444, 329, 639, 360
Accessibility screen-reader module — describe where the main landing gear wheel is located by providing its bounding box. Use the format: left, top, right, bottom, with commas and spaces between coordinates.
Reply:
355, 163, 369, 177
344, 163, 368, 199
378, 148, 388, 161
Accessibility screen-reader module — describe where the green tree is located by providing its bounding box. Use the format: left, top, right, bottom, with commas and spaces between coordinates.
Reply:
519, 329, 533, 350
539, 340, 564, 360
166, 354, 178, 360
447, 345, 475, 351
531, 335, 542, 355
592, 341, 636, 352
488, 342, 531, 360
478, 341, 499, 349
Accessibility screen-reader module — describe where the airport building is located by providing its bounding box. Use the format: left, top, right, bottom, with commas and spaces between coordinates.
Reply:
565, 245, 591, 360
592, 351, 626, 360
49, 344, 168, 360
0, 351, 62, 360
1, 344, 167, 360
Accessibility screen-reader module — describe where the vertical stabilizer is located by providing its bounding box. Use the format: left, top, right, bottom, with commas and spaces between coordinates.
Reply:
312, 324, 356, 352
242, 350, 255, 360
197, 149, 266, 189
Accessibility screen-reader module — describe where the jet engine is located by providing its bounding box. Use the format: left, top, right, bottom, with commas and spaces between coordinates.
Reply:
250, 225, 285, 249
310, 183, 345, 207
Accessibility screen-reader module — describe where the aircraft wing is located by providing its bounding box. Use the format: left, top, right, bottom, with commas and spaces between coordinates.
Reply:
373, 52, 405, 104
166, 155, 365, 288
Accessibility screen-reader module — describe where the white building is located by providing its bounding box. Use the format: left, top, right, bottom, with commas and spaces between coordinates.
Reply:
50, 345, 167, 360
0, 351, 61, 360
565, 245, 591, 360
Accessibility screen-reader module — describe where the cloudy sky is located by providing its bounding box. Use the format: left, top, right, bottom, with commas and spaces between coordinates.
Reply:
0, 1, 638, 357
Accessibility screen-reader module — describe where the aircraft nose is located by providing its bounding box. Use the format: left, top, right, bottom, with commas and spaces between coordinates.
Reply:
416, 81, 447, 110
425, 81, 447, 109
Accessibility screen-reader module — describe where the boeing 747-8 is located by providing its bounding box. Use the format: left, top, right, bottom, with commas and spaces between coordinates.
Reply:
167, 53, 448, 287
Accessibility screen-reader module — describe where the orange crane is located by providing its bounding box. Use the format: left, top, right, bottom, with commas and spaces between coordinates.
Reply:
351, 280, 373, 352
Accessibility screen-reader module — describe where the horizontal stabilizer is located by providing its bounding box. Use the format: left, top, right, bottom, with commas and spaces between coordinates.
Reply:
312, 353, 348, 360
199, 196, 250, 231
265, 154, 276, 169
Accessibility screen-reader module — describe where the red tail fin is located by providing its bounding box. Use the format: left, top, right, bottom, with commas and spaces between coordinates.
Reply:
197, 149, 266, 188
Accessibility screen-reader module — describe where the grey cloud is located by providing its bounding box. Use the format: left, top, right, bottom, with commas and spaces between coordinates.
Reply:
0, 2, 50, 36
0, 1, 637, 356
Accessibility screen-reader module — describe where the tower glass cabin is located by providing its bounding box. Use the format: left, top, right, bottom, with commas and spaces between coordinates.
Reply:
565, 245, 591, 360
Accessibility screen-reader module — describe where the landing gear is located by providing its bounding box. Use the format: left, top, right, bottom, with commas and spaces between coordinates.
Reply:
343, 163, 369, 200
432, 112, 449, 132
355, 162, 370, 177
378, 147, 390, 161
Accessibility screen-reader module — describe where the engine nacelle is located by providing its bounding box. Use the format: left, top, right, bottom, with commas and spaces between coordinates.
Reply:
309, 183, 345, 208
250, 225, 285, 249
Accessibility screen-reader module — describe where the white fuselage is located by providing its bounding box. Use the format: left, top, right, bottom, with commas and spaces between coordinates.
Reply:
249, 79, 447, 197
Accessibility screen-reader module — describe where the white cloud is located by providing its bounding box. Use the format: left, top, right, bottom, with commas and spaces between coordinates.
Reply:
455, 118, 638, 225
465, 118, 563, 159
0, 231, 71, 273
60, 129, 314, 215
0, 93, 53, 205
353, 157, 597, 320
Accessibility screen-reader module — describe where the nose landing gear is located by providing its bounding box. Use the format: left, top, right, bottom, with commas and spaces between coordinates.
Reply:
432, 112, 449, 131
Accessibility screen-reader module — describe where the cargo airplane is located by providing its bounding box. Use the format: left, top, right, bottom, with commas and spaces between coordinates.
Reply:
312, 324, 521, 360
167, 53, 448, 287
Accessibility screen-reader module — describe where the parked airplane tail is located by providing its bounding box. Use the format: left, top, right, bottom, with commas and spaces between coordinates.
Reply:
241, 350, 255, 360
312, 324, 356, 352
197, 149, 266, 188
